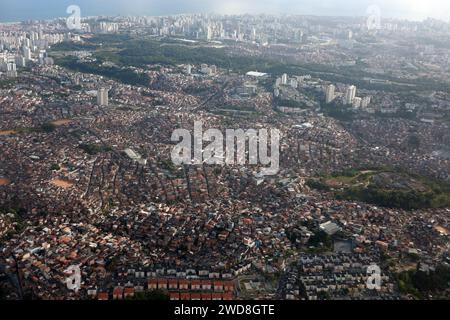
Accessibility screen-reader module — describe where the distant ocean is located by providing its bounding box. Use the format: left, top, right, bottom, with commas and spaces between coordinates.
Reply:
1, 0, 82, 22
0, 0, 203, 23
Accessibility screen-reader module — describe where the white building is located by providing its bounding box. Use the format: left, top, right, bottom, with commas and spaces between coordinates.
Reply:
275, 78, 282, 87
23, 46, 32, 60
99, 22, 119, 33
124, 148, 147, 165
353, 97, 362, 108
206, 26, 213, 40
345, 85, 357, 105
325, 84, 336, 103
6, 62, 17, 78
246, 71, 268, 78
320, 221, 341, 236
361, 96, 371, 109
97, 87, 109, 106
290, 78, 298, 89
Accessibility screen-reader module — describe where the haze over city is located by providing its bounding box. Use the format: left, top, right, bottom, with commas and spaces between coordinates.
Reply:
1, 0, 450, 22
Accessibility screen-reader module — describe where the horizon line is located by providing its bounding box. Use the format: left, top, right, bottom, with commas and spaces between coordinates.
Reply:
0, 12, 447, 25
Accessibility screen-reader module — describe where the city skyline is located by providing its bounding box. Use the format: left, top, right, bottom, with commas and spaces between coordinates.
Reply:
1, 0, 450, 23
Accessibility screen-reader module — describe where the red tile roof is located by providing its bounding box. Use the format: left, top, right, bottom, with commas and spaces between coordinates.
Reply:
124, 287, 135, 295
191, 293, 201, 300
201, 293, 212, 300
222, 292, 233, 300
180, 293, 191, 300
97, 292, 109, 300
170, 292, 180, 300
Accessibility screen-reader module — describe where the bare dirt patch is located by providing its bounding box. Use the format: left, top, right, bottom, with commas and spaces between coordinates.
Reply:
0, 130, 17, 136
51, 119, 72, 126
435, 226, 450, 236
0, 178, 11, 186
51, 178, 74, 189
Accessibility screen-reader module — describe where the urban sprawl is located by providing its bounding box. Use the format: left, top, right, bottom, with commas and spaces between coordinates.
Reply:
0, 13, 449, 300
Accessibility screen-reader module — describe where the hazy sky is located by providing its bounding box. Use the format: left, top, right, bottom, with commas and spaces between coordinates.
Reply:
1, 0, 449, 22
